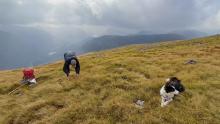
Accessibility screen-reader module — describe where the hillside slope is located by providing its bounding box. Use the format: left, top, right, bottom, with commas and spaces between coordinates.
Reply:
0, 35, 220, 124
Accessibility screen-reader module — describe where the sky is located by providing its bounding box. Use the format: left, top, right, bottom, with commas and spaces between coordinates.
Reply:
0, 0, 220, 40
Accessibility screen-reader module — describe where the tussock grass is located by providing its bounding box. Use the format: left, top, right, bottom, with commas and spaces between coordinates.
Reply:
0, 35, 220, 124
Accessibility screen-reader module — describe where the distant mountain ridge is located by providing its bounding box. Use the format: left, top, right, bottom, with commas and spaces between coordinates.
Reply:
81, 34, 186, 52
171, 30, 208, 39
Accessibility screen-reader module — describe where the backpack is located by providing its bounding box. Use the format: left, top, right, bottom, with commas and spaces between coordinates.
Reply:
23, 68, 35, 79
64, 51, 76, 61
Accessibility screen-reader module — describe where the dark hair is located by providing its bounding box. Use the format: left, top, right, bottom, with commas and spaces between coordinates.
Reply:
165, 83, 175, 93
165, 77, 185, 92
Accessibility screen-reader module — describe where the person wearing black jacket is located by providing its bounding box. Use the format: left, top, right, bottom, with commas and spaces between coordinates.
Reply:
63, 52, 80, 79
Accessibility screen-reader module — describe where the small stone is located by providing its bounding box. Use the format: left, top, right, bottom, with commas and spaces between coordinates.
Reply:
134, 99, 144, 109
185, 59, 197, 64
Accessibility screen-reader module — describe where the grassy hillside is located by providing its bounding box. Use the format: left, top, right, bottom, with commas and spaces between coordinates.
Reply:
0, 35, 220, 124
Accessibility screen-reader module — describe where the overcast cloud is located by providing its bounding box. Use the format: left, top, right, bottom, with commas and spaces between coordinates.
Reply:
0, 0, 220, 39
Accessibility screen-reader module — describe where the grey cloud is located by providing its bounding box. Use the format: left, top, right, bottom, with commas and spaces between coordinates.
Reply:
0, 0, 220, 35
0, 0, 50, 25
46, 0, 220, 32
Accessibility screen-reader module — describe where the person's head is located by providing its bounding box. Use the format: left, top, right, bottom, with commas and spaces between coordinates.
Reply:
70, 59, 76, 67
165, 77, 185, 93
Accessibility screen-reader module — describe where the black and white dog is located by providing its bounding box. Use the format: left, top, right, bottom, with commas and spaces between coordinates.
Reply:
160, 77, 185, 107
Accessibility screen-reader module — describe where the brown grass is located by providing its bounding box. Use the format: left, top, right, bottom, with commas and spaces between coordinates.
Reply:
0, 35, 220, 124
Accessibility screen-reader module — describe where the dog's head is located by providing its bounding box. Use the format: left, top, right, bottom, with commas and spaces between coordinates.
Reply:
165, 77, 185, 93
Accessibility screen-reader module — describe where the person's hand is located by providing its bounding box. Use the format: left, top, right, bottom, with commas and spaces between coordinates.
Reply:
67, 76, 70, 80
75, 74, 79, 79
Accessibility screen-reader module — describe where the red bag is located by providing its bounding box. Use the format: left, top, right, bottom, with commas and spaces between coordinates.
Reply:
23, 68, 35, 79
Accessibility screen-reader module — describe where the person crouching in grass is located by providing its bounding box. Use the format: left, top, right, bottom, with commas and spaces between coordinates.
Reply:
63, 52, 80, 80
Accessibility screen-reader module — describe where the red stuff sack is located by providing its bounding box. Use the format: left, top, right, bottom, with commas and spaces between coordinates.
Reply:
23, 68, 35, 79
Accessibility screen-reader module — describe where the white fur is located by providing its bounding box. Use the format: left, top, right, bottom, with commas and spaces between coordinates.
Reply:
29, 78, 37, 84
22, 78, 37, 84
160, 85, 179, 107
165, 78, 170, 82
